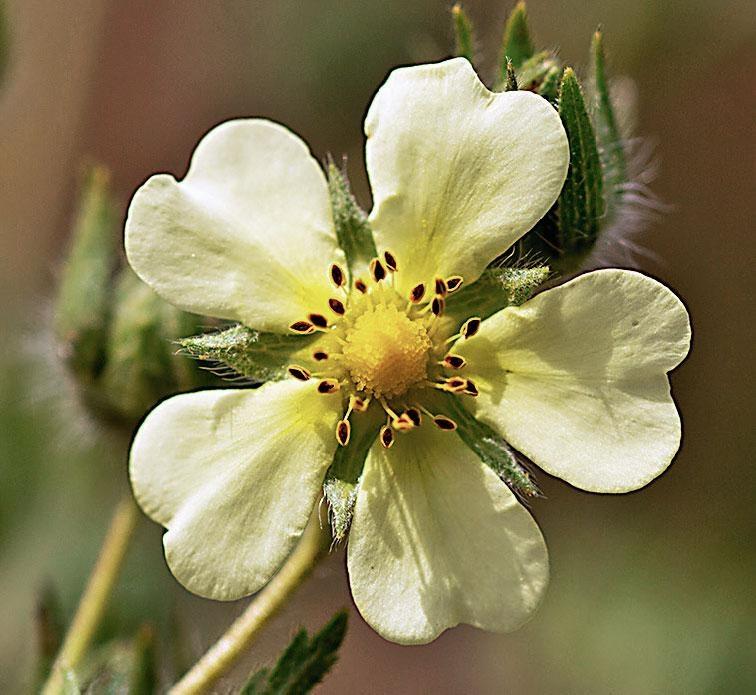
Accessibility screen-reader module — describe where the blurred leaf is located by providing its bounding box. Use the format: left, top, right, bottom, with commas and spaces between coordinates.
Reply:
451, 3, 475, 63
242, 611, 348, 695
54, 165, 118, 383
557, 67, 604, 259
179, 323, 314, 384
515, 50, 562, 102
500, 1, 534, 73
327, 158, 376, 281
0, 0, 9, 86
589, 30, 628, 217
445, 266, 550, 321
323, 408, 381, 543
443, 394, 540, 499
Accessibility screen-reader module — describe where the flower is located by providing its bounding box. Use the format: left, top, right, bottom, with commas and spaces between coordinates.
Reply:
125, 58, 690, 644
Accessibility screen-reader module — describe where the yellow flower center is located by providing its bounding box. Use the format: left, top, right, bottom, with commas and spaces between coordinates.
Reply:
342, 304, 431, 399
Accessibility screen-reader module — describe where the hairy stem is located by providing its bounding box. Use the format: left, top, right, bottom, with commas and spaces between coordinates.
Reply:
41, 495, 139, 694
169, 511, 329, 695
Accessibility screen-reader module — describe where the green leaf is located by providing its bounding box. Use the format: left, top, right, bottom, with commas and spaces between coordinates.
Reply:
500, 1, 534, 73
327, 158, 377, 280
442, 394, 540, 499
451, 3, 475, 63
445, 266, 550, 322
323, 407, 382, 543
242, 611, 348, 695
589, 30, 627, 217
514, 50, 562, 102
54, 165, 118, 383
556, 67, 604, 259
179, 323, 314, 384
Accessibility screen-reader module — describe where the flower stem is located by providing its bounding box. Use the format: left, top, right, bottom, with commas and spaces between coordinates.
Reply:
41, 495, 140, 694
168, 511, 329, 695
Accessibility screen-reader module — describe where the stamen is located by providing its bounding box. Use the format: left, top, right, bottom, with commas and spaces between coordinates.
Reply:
370, 258, 387, 283
445, 276, 463, 293
379, 397, 401, 421
328, 298, 346, 315
287, 365, 311, 381
434, 277, 448, 296
317, 378, 341, 394
433, 415, 458, 431
380, 424, 395, 448
431, 295, 445, 317
405, 407, 422, 427
383, 251, 398, 272
464, 379, 479, 397
443, 376, 468, 393
393, 413, 414, 431
460, 317, 481, 339
313, 351, 329, 361
443, 354, 467, 369
330, 263, 346, 288
336, 419, 351, 446
290, 320, 315, 334
349, 395, 370, 413
354, 278, 368, 294
409, 283, 426, 303
308, 313, 329, 328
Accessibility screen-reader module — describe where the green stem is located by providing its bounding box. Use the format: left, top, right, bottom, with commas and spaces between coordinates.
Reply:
41, 495, 139, 694
169, 512, 329, 695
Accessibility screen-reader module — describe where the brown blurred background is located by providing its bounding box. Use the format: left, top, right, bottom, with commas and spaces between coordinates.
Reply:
1, 1, 754, 693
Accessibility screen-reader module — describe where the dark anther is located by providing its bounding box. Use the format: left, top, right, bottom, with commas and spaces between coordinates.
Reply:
290, 320, 315, 334
380, 424, 395, 448
355, 279, 368, 293
409, 283, 425, 303
445, 276, 463, 293
370, 258, 387, 282
329, 298, 346, 315
308, 313, 329, 328
336, 420, 351, 446
445, 377, 467, 392
383, 251, 398, 272
330, 263, 346, 288
434, 277, 448, 296
431, 295, 445, 317
461, 317, 481, 339
317, 379, 340, 394
444, 354, 466, 369
313, 351, 329, 361
464, 380, 479, 397
406, 407, 422, 427
433, 415, 458, 431
287, 365, 311, 381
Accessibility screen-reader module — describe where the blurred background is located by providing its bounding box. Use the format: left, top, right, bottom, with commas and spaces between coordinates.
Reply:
1, 0, 754, 692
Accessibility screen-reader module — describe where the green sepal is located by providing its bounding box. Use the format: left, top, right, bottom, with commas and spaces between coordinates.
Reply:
511, 50, 562, 101
54, 165, 118, 384
327, 158, 377, 280
178, 323, 314, 384
500, 1, 535, 72
445, 266, 550, 321
451, 3, 475, 63
98, 267, 209, 420
442, 394, 540, 499
241, 611, 348, 695
556, 67, 604, 261
502, 58, 518, 91
323, 407, 382, 543
589, 30, 628, 217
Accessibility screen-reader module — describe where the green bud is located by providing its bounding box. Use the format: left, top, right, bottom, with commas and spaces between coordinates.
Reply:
500, 1, 535, 72
445, 265, 550, 322
555, 67, 605, 266
179, 323, 314, 383
451, 3, 476, 64
515, 50, 562, 102
502, 57, 518, 92
54, 165, 118, 384
326, 157, 377, 281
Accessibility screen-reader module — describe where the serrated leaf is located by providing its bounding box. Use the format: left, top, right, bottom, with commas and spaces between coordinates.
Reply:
445, 266, 550, 322
500, 1, 534, 73
442, 394, 540, 499
179, 323, 314, 384
54, 165, 118, 383
451, 3, 475, 63
323, 407, 381, 543
589, 30, 628, 217
327, 158, 377, 280
513, 50, 561, 101
557, 67, 604, 258
242, 611, 348, 695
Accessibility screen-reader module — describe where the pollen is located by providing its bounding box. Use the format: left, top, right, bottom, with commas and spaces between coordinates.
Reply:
342, 304, 431, 399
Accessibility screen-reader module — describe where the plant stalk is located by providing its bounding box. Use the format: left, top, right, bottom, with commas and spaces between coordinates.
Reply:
41, 495, 140, 694
168, 511, 329, 695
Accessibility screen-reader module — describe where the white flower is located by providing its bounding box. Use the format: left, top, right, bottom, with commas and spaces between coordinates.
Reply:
125, 58, 690, 644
